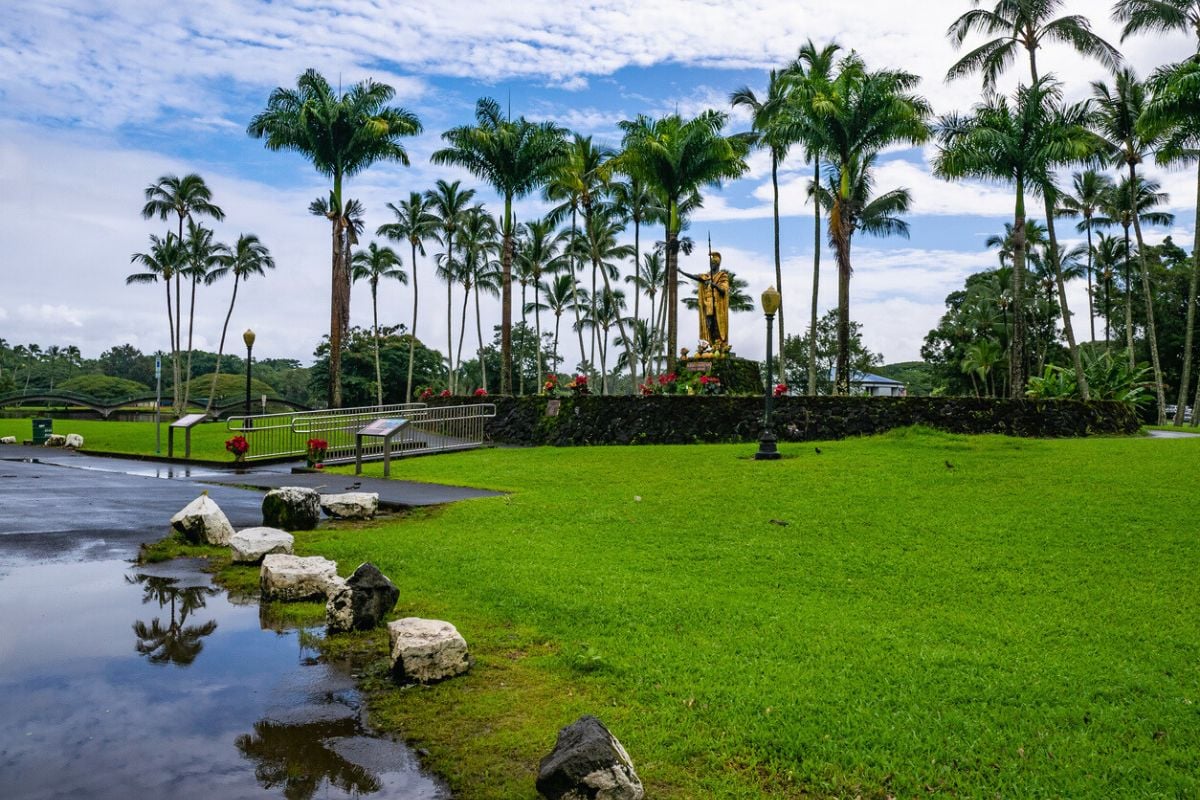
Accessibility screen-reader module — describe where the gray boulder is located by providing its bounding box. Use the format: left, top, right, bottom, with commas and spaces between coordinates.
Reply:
230, 527, 294, 564
170, 493, 236, 545
260, 553, 339, 601
44, 434, 67, 447
536, 716, 644, 800
387, 618, 470, 683
326, 562, 400, 632
320, 492, 379, 520
262, 486, 321, 530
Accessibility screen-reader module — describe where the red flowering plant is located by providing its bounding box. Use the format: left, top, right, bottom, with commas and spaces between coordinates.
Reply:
773, 383, 789, 398
418, 387, 434, 400
224, 435, 249, 463
305, 437, 328, 468
439, 389, 452, 398
542, 374, 560, 395
698, 374, 723, 395
565, 374, 590, 396
474, 387, 488, 397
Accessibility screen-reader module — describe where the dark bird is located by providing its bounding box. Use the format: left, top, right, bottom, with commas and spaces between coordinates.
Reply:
769, 519, 789, 527
814, 447, 822, 455
945, 461, 954, 470
345, 481, 362, 490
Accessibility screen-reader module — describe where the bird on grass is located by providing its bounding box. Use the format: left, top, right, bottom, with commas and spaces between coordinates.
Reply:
814, 447, 822, 455
945, 461, 954, 470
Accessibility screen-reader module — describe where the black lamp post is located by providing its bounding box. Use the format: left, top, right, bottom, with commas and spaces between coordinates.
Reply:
755, 286, 782, 461
242, 329, 255, 426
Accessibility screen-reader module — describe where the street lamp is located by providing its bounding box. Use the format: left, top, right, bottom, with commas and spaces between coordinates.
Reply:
755, 286, 782, 461
242, 329, 256, 426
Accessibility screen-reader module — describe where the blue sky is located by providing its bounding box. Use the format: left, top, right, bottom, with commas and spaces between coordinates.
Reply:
1, 1, 1195, 368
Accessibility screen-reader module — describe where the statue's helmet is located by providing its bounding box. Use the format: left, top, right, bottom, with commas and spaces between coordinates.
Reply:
709, 251, 722, 268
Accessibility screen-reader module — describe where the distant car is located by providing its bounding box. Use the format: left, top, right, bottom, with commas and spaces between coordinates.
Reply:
1164, 405, 1194, 423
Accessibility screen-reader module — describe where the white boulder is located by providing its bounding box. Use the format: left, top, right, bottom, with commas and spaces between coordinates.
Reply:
230, 527, 294, 564
260, 553, 339, 601
387, 617, 471, 683
170, 493, 236, 545
1, 436, 17, 444
44, 434, 67, 447
320, 492, 379, 520
64, 433, 84, 449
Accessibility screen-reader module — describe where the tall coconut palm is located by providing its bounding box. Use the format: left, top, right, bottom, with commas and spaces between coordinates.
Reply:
377, 192, 440, 403
1091, 69, 1170, 420
572, 205, 636, 393
614, 318, 659, 383
432, 97, 567, 395
1092, 231, 1124, 344
731, 69, 798, 372
425, 180, 476, 392
608, 176, 664, 334
786, 40, 843, 396
804, 54, 930, 394
127, 233, 183, 393
516, 218, 570, 390
1114, 0, 1200, 41
625, 250, 667, 373
1057, 170, 1116, 342
935, 80, 1080, 397
248, 69, 421, 407
577, 288, 628, 392
948, 0, 1120, 398
179, 220, 230, 410
531, 272, 581, 377
141, 173, 224, 411
309, 195, 366, 352
986, 219, 1050, 270
350, 243, 407, 406
203, 234, 275, 414
452, 206, 499, 392
614, 112, 749, 372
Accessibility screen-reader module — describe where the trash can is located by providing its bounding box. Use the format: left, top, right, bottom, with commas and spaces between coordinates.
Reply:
32, 418, 53, 445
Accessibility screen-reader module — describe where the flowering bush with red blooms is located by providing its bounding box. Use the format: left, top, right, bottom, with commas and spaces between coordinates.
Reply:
474, 388, 488, 397
565, 375, 590, 396
774, 383, 788, 398
699, 374, 723, 395
440, 389, 452, 398
305, 437, 328, 467
225, 435, 249, 459
542, 374, 559, 394
419, 387, 434, 400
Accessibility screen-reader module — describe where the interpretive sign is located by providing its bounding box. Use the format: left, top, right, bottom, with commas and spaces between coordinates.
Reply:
545, 400, 561, 418
171, 413, 208, 428
358, 418, 408, 438
168, 413, 209, 458
355, 418, 410, 477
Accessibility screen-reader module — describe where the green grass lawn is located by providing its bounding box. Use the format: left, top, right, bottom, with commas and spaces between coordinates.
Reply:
0, 418, 236, 461
271, 428, 1200, 799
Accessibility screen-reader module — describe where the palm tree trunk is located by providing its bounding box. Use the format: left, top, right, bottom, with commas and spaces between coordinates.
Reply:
833, 214, 852, 396
456, 282, 470, 392
1123, 225, 1135, 368
519, 281, 527, 396
568, 207, 586, 374
808, 157, 821, 396
174, 214, 184, 413
553, 312, 562, 377
182, 274, 199, 412
1176, 163, 1200, 426
164, 278, 176, 411
1009, 187, 1028, 399
372, 281, 383, 407
631, 219, 641, 390
207, 275, 241, 415
666, 208, 680, 374
446, 244, 455, 393
596, 259, 636, 394
1085, 220, 1096, 342
1130, 166, 1167, 424
1043, 200, 1089, 400
329, 217, 345, 408
499, 196, 514, 395
475, 281, 487, 393
771, 152, 786, 379
407, 239, 419, 404
534, 280, 544, 390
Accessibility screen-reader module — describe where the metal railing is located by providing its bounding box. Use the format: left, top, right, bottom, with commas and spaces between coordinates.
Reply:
226, 402, 496, 463
227, 403, 427, 461
291, 403, 497, 464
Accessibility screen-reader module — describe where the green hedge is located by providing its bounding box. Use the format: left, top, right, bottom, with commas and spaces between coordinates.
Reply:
432, 395, 1141, 445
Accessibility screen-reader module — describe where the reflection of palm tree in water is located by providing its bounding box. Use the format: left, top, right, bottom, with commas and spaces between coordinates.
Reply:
128, 574, 219, 667
236, 717, 382, 800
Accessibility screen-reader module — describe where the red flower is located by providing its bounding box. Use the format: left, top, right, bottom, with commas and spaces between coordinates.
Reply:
439, 389, 452, 398
224, 435, 249, 457
773, 383, 788, 398
474, 388, 488, 397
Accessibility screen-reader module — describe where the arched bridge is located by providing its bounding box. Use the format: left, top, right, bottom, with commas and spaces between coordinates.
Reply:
0, 390, 312, 419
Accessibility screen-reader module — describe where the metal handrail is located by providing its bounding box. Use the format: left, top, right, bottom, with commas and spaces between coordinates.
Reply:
226, 402, 428, 461
292, 403, 497, 464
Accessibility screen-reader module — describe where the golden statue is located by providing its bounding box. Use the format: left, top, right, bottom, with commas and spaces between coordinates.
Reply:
680, 251, 731, 350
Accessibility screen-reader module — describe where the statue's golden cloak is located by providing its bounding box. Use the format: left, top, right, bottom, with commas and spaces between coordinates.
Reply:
697, 270, 731, 345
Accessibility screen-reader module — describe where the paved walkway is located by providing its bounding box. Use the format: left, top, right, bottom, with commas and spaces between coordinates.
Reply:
1146, 429, 1200, 438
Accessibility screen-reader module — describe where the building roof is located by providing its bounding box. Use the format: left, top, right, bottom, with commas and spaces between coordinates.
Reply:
852, 371, 905, 386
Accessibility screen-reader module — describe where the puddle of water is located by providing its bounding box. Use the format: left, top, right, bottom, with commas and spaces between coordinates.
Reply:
0, 558, 448, 800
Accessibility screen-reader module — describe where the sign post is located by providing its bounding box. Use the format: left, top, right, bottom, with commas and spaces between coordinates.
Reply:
168, 413, 208, 459
154, 353, 162, 455
355, 418, 409, 477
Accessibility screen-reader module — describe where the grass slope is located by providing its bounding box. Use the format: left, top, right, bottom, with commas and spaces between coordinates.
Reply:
296, 428, 1200, 799
0, 418, 237, 461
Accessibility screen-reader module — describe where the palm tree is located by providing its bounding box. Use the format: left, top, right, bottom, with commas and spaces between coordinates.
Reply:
532, 272, 580, 377
574, 204, 636, 393
309, 195, 367, 357
1091, 69, 1170, 420
1114, 0, 1200, 41
179, 221, 230, 410
614, 112, 749, 372
516, 218, 569, 390
453, 206, 499, 391
962, 339, 1004, 397
577, 288, 628, 392
248, 68, 421, 407
432, 97, 567, 394
625, 250, 667, 373
731, 69, 798, 372
608, 176, 663, 337
378, 192, 439, 403
1092, 231, 1124, 345
351, 242, 407, 406
804, 54, 930, 394
786, 40, 843, 396
127, 233, 184, 393
203, 234, 274, 414
1057, 170, 1115, 342
141, 173, 224, 411
935, 80, 1076, 397
426, 180, 477, 393
986, 219, 1050, 269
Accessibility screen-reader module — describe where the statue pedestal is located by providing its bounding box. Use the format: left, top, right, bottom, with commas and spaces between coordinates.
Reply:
679, 356, 762, 395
